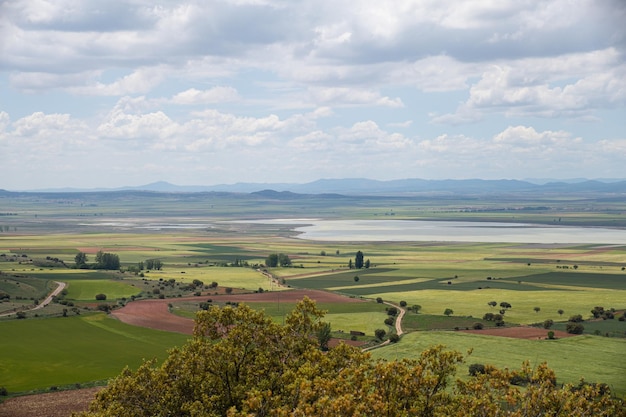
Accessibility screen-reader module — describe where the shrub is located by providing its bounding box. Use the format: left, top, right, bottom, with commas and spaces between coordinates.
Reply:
566, 322, 584, 334
472, 322, 484, 330
468, 364, 486, 376
399, 300, 407, 307
374, 329, 386, 340
386, 307, 398, 316
547, 331, 555, 339
543, 319, 554, 329
384, 317, 394, 326
568, 314, 583, 323
388, 334, 400, 343
0, 386, 7, 396
376, 297, 383, 304
95, 293, 107, 301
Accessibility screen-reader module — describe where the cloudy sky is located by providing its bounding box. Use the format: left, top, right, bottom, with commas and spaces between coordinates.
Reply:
1, 0, 625, 190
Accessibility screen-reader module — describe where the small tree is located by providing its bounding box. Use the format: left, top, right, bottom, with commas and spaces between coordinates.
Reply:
317, 322, 332, 351
534, 307, 541, 313
444, 308, 454, 317
374, 328, 386, 340
547, 331, 555, 339
543, 319, 554, 329
557, 309, 564, 317
95, 293, 107, 301
353, 276, 359, 282
488, 301, 497, 308
468, 364, 486, 376
566, 322, 584, 334
410, 304, 422, 313
75, 251, 88, 268
399, 300, 407, 307
355, 251, 364, 269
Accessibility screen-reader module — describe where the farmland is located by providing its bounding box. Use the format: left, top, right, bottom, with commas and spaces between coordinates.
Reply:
0, 190, 625, 401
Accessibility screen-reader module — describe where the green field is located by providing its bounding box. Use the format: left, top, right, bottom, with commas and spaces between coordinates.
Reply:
1, 191, 625, 397
0, 314, 189, 392
370, 331, 626, 396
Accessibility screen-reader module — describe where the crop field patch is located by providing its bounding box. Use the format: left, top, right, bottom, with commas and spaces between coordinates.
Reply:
503, 271, 626, 290
371, 332, 626, 396
0, 314, 188, 392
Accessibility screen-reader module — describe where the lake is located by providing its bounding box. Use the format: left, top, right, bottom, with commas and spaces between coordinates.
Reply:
255, 219, 626, 245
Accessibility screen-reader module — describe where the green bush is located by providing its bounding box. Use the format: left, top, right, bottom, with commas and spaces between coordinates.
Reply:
468, 363, 486, 376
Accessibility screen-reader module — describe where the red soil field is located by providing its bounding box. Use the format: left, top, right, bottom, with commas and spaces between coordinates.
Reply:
111, 288, 364, 334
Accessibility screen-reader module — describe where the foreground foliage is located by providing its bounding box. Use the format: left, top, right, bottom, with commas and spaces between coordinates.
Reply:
77, 298, 625, 417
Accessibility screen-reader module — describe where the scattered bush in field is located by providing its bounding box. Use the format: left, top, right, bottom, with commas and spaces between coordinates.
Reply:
225, 287, 233, 294
569, 314, 583, 323
557, 309, 564, 316
388, 334, 400, 343
469, 364, 486, 376
374, 328, 386, 340
543, 319, 554, 329
16, 311, 26, 319
399, 300, 407, 307
0, 386, 7, 396
95, 293, 107, 301
384, 317, 394, 326
386, 307, 398, 316
409, 304, 421, 313
443, 308, 453, 316
566, 322, 584, 334
547, 331, 555, 339
353, 276, 359, 282
472, 322, 484, 330
376, 297, 383, 304
97, 304, 112, 313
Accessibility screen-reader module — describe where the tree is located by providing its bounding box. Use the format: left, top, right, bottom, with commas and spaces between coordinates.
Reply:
566, 322, 585, 334
488, 301, 497, 308
444, 308, 454, 316
317, 322, 332, 351
355, 251, 364, 269
558, 309, 564, 316
543, 319, 554, 329
95, 251, 120, 270
354, 275, 360, 282
534, 306, 541, 313
265, 253, 279, 267
374, 328, 386, 340
75, 251, 88, 268
410, 304, 422, 313
348, 259, 353, 269
364, 259, 371, 268
95, 293, 107, 301
76, 299, 626, 417
500, 302, 512, 309
278, 253, 291, 267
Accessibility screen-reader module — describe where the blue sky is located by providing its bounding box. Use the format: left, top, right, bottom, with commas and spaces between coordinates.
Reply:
1, 0, 625, 190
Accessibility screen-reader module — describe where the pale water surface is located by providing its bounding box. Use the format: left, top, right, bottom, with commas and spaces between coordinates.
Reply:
262, 219, 626, 244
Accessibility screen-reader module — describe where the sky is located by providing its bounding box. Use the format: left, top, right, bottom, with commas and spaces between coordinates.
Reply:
1, 0, 625, 190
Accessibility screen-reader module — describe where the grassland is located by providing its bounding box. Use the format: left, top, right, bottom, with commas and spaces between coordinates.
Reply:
371, 332, 626, 395
0, 190, 625, 397
0, 314, 189, 392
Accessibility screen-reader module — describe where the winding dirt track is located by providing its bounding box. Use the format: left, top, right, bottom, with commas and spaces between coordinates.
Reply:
111, 289, 364, 334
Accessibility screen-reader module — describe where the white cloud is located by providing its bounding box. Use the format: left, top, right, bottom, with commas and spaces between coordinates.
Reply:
308, 87, 403, 108
171, 87, 240, 105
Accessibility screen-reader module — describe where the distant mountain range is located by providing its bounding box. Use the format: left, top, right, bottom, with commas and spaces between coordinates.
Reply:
4, 178, 626, 196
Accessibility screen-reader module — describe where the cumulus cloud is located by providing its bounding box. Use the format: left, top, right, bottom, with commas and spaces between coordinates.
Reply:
172, 87, 240, 105
1, 0, 625, 187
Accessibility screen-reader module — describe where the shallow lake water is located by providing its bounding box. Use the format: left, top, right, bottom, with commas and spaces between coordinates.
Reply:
252, 219, 626, 245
